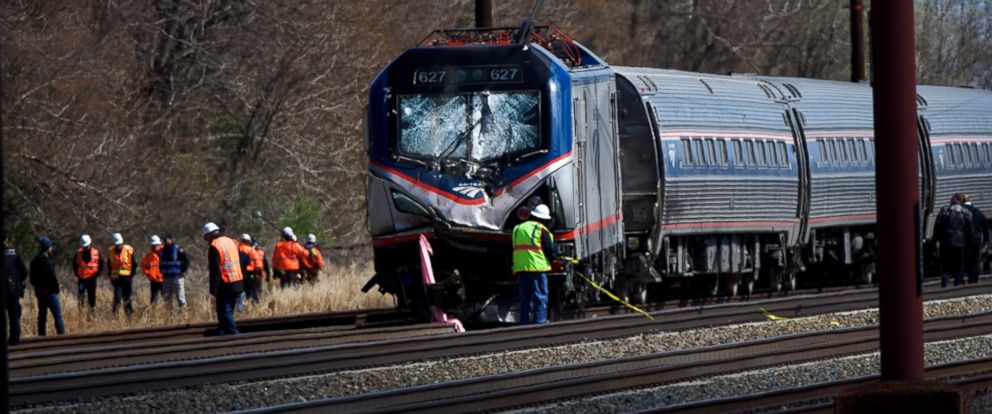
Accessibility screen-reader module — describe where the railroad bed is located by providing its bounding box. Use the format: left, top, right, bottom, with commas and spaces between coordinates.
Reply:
11, 282, 992, 410
248, 311, 992, 413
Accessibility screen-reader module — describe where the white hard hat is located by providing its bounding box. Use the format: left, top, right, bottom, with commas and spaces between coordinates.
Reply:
201, 222, 220, 237
306, 233, 317, 244
150, 235, 162, 245
291, 234, 298, 242
111, 233, 124, 245
281, 227, 295, 237
530, 204, 552, 220
241, 233, 252, 242
80, 234, 92, 247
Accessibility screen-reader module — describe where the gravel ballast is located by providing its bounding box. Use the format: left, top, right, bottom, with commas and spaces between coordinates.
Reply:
517, 335, 992, 413
14, 294, 992, 413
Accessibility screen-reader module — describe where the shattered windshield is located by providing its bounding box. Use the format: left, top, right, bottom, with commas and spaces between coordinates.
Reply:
398, 91, 540, 163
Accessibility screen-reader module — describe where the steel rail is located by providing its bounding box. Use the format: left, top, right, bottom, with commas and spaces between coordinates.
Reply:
644, 359, 992, 414
238, 312, 992, 413
10, 307, 407, 353
10, 323, 457, 377
11, 283, 992, 406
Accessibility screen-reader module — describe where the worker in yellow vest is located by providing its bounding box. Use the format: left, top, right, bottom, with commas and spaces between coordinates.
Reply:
511, 204, 556, 324
106, 233, 136, 315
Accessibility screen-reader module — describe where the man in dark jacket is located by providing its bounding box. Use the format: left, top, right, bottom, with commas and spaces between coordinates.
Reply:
4, 236, 29, 345
159, 233, 190, 310
29, 237, 65, 336
961, 194, 988, 284
202, 222, 246, 335
935, 194, 973, 287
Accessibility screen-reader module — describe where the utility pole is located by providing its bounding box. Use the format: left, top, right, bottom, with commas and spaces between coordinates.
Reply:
871, 0, 922, 383
839, 2, 967, 411
1, 31, 9, 411
475, 0, 493, 28
850, 0, 866, 82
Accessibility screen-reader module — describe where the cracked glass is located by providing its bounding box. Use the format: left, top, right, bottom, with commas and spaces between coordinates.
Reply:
398, 91, 540, 162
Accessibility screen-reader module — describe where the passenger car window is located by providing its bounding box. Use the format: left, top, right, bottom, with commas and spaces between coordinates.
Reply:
817, 140, 828, 165
768, 141, 779, 166
756, 140, 767, 167
705, 138, 717, 166
732, 139, 741, 166
745, 140, 756, 166
718, 139, 728, 166
779, 142, 788, 167
695, 139, 708, 166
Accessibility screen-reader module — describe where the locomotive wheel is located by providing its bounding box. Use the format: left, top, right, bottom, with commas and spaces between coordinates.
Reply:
741, 272, 755, 296
860, 263, 876, 285
727, 274, 741, 297
783, 271, 797, 291
708, 275, 720, 297
628, 282, 649, 305
770, 269, 784, 293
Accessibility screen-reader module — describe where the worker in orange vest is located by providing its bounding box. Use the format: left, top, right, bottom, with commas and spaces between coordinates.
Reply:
272, 227, 309, 289
106, 233, 135, 315
238, 234, 263, 304
302, 233, 325, 285
253, 240, 274, 293
141, 235, 165, 304
202, 222, 246, 335
73, 234, 102, 311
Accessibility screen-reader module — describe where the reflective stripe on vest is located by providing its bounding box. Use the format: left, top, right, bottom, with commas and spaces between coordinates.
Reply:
211, 236, 244, 284
511, 221, 552, 274
75, 247, 101, 279
159, 243, 181, 275
108, 245, 135, 276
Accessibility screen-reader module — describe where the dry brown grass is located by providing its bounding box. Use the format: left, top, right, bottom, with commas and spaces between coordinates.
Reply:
18, 261, 395, 338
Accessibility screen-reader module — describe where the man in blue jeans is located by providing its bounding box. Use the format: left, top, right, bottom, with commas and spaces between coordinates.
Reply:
29, 237, 65, 336
202, 222, 246, 335
511, 204, 556, 324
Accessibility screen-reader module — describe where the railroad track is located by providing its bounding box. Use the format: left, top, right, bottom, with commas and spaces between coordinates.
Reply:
10, 307, 412, 353
9, 323, 458, 377
12, 282, 992, 407
246, 311, 992, 413
647, 359, 992, 414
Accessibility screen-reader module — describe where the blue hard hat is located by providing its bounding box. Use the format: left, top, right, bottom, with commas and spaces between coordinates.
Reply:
38, 236, 53, 250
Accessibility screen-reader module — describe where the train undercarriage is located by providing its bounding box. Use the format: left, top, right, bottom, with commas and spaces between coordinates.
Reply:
363, 221, 974, 323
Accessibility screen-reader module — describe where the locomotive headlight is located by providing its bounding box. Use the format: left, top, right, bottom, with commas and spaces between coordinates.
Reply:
627, 237, 641, 251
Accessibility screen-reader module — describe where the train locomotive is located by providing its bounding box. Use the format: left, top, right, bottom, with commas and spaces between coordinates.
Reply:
363, 26, 992, 322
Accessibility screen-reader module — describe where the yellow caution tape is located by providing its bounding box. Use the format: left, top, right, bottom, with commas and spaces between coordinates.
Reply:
760, 308, 789, 321
562, 257, 654, 321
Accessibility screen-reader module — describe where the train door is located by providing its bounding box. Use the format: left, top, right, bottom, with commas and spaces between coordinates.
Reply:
571, 75, 624, 264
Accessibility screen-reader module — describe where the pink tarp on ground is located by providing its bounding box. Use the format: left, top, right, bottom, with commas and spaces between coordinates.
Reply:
419, 234, 465, 333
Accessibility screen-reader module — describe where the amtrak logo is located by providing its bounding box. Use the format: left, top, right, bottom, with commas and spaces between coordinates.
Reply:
453, 185, 486, 199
